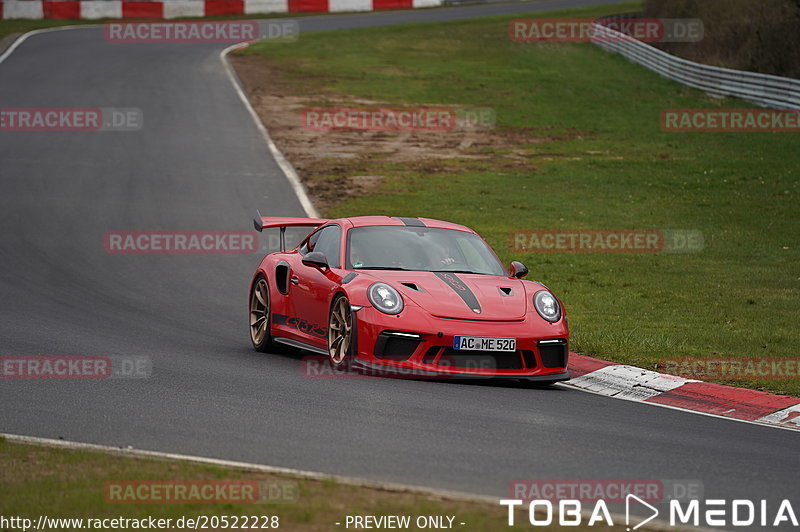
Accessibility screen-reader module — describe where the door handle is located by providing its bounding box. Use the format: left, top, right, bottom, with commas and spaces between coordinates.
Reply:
290, 276, 299, 285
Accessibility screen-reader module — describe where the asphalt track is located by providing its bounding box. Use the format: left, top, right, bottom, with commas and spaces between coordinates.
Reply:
0, 0, 798, 527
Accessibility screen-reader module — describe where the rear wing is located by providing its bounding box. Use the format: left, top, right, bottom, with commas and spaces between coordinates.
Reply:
252, 210, 329, 251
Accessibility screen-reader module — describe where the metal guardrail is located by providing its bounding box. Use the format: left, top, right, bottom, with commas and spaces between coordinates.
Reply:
590, 19, 800, 110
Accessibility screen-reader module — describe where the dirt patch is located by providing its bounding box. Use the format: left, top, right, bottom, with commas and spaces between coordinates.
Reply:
230, 54, 552, 214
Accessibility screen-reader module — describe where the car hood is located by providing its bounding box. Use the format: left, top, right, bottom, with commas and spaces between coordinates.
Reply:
364, 271, 528, 320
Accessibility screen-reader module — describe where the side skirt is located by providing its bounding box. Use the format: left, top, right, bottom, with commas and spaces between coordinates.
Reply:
273, 336, 328, 357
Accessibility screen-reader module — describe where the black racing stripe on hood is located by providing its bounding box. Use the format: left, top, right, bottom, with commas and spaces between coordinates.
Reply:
396, 217, 426, 227
434, 272, 482, 314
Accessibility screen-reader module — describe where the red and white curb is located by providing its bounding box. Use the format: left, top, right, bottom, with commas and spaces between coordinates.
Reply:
566, 353, 800, 431
0, 0, 441, 20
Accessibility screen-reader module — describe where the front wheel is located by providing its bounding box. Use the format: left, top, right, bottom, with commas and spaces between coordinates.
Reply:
328, 294, 355, 369
249, 275, 272, 352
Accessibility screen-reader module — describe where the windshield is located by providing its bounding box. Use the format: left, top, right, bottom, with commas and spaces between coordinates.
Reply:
346, 226, 506, 275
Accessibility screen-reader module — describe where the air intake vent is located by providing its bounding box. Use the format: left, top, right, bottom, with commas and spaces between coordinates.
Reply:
498, 287, 513, 296
538, 339, 568, 368
373, 332, 422, 361
400, 282, 423, 292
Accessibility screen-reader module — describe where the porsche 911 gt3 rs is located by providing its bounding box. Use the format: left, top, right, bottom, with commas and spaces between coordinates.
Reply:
249, 214, 569, 383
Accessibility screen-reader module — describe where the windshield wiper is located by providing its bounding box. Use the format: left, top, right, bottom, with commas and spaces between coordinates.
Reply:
429, 269, 485, 275
355, 267, 489, 275
355, 266, 414, 271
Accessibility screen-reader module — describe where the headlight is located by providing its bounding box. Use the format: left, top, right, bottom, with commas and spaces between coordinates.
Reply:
367, 283, 404, 315
533, 290, 561, 323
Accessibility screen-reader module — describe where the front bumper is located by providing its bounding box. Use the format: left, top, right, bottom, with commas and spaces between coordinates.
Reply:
352, 305, 570, 379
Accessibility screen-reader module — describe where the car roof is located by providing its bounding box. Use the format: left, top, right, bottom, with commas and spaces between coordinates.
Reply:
340, 216, 476, 233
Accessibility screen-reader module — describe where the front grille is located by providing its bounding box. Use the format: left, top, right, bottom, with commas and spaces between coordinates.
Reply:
437, 348, 524, 370
522, 350, 537, 369
422, 347, 438, 365
538, 340, 568, 368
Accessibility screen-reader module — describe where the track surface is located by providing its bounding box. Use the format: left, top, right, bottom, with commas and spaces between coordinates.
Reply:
1, 0, 797, 525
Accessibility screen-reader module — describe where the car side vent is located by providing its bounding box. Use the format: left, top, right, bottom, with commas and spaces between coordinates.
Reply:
400, 282, 423, 292
498, 287, 513, 296
275, 262, 290, 295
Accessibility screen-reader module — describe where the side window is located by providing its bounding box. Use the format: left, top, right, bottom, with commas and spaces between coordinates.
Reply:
308, 225, 342, 268
301, 229, 322, 255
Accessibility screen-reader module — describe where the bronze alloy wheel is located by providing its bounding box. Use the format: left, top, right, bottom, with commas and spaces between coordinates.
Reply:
328, 296, 352, 366
250, 277, 270, 349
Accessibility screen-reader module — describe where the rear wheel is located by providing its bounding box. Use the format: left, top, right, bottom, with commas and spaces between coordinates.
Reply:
249, 275, 272, 352
328, 294, 355, 369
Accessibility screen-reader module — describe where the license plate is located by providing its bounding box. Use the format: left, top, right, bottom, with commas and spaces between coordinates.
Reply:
453, 336, 516, 352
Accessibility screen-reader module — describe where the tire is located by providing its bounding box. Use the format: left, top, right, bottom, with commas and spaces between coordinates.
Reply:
249, 274, 273, 352
327, 293, 356, 370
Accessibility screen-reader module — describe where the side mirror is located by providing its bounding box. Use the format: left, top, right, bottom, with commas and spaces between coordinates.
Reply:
302, 251, 329, 270
509, 261, 528, 279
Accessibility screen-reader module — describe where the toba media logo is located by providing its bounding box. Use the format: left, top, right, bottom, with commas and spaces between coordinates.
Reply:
500, 497, 799, 529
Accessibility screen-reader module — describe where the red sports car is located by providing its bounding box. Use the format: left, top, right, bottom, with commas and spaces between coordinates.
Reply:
248, 214, 569, 383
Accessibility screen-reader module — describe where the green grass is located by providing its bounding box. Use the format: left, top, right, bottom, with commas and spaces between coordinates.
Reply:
0, 439, 636, 531
241, 1, 800, 395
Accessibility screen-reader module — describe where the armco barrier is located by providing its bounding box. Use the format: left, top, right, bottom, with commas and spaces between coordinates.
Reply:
0, 0, 441, 19
591, 17, 800, 110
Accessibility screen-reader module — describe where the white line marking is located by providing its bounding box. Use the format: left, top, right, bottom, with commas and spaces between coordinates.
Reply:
1, 24, 118, 68
0, 34, 29, 65
2, 432, 493, 502
220, 42, 321, 219
0, 26, 93, 66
